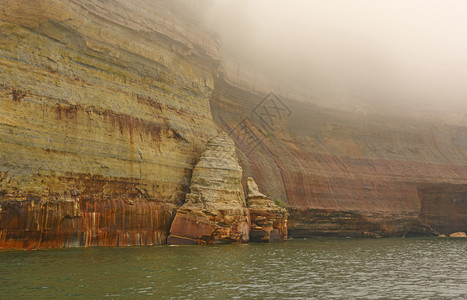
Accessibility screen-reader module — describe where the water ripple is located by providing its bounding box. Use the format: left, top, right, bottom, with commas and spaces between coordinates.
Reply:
1, 238, 467, 299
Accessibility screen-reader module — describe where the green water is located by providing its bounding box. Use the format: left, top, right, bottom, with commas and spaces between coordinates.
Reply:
1, 238, 467, 299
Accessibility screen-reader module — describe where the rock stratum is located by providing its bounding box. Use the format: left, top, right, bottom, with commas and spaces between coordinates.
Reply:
0, 0, 219, 248
0, 0, 466, 249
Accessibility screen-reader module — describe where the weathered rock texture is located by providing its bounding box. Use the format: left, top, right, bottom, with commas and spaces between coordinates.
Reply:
0, 0, 466, 249
167, 133, 249, 245
246, 177, 288, 242
168, 133, 249, 244
211, 77, 467, 238
0, 0, 219, 248
449, 232, 467, 238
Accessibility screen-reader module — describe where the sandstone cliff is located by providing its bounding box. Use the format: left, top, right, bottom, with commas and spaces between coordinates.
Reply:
0, 0, 220, 248
211, 78, 466, 237
0, 0, 466, 249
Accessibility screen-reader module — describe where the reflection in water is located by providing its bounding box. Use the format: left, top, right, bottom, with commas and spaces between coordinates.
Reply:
1, 238, 467, 298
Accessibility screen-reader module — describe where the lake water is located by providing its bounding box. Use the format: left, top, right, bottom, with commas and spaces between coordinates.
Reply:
1, 238, 467, 299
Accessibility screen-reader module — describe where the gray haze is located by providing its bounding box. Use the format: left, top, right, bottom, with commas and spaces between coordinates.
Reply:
199, 0, 467, 111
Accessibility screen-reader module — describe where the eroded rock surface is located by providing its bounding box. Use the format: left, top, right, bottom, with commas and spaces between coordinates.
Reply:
246, 177, 288, 242
0, 0, 466, 249
167, 133, 250, 245
449, 232, 467, 238
0, 0, 218, 249
211, 78, 467, 238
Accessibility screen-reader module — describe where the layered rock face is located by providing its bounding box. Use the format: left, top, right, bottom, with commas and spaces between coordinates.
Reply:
246, 177, 288, 242
167, 133, 249, 245
211, 77, 467, 237
0, 0, 466, 249
0, 0, 219, 248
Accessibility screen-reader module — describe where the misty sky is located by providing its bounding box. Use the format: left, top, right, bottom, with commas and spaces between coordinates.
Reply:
203, 0, 467, 110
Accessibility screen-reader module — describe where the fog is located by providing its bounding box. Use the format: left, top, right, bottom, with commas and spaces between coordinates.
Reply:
198, 0, 467, 111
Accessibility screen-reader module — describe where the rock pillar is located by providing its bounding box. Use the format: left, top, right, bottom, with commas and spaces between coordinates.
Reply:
167, 133, 250, 245
246, 177, 288, 242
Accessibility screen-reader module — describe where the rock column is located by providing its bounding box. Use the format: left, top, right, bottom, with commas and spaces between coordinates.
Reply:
167, 133, 250, 245
246, 177, 288, 242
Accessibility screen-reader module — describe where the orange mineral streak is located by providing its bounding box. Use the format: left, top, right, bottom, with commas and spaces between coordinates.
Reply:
0, 0, 217, 249
0, 197, 175, 249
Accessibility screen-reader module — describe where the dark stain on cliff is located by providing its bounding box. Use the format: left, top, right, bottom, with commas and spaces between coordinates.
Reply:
169, 129, 189, 143
11, 88, 26, 102
418, 183, 467, 234
48, 101, 181, 147
55, 104, 79, 120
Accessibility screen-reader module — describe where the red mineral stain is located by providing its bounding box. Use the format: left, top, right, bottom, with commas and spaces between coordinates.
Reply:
11, 88, 26, 102
0, 175, 177, 249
